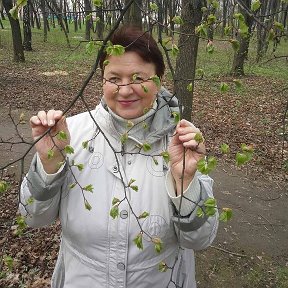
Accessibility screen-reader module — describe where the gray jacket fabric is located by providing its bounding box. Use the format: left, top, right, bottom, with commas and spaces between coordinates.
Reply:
20, 90, 218, 288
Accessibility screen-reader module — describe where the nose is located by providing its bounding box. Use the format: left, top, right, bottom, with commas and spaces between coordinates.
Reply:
118, 81, 133, 97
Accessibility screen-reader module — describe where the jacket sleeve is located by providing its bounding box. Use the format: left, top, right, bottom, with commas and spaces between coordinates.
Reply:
166, 171, 219, 250
19, 154, 68, 228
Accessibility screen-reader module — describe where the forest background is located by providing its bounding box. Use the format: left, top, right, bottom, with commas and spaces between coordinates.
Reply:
0, 0, 288, 287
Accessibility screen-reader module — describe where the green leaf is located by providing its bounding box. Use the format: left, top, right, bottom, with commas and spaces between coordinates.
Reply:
196, 68, 204, 77
220, 143, 230, 154
234, 13, 245, 22
83, 184, 94, 192
230, 39, 240, 51
235, 152, 250, 166
149, 2, 158, 11
128, 178, 136, 186
106, 44, 125, 56
142, 142, 151, 152
152, 157, 159, 165
120, 133, 128, 144
206, 42, 215, 54
86, 41, 95, 55
16, 0, 27, 6
112, 197, 120, 205
82, 141, 89, 149
241, 143, 254, 154
195, 24, 207, 37
133, 233, 143, 250
187, 82, 193, 92
69, 183, 76, 189
197, 156, 217, 174
93, 0, 102, 7
103, 60, 110, 66
172, 15, 184, 25
171, 44, 179, 57
76, 164, 84, 171
26, 197, 34, 205
194, 133, 204, 144
0, 180, 9, 194
110, 205, 119, 219
138, 211, 149, 219
4, 256, 14, 271
9, 7, 18, 19
150, 75, 161, 87
141, 84, 149, 93
84, 199, 92, 211
211, 0, 219, 9
159, 261, 168, 272
251, 0, 261, 11
160, 151, 170, 163
274, 21, 284, 32
126, 120, 134, 129
171, 111, 180, 123
16, 215, 27, 231
219, 208, 233, 222
220, 82, 229, 93
47, 149, 54, 159
153, 238, 163, 253
64, 145, 74, 154
197, 207, 205, 218
85, 13, 92, 21
233, 79, 242, 88
130, 185, 139, 192
207, 14, 216, 25
204, 197, 216, 208
224, 26, 232, 36
57, 130, 67, 141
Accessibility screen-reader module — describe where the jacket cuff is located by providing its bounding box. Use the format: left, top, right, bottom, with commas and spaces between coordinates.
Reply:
27, 154, 67, 201
166, 170, 201, 216
36, 153, 66, 185
171, 178, 212, 232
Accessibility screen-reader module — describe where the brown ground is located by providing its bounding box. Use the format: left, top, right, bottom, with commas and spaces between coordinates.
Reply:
0, 61, 287, 287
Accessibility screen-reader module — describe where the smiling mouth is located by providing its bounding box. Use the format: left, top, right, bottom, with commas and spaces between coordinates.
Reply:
118, 100, 138, 105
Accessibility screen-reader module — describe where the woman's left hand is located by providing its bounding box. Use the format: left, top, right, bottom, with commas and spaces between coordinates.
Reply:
168, 119, 206, 196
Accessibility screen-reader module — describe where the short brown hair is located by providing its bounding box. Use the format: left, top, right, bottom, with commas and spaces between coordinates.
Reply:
99, 26, 165, 78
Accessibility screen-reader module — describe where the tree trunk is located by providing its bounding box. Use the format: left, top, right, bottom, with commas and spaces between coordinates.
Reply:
221, 0, 228, 37
231, 0, 253, 76
23, 0, 32, 51
84, 0, 92, 40
40, 0, 48, 42
124, 0, 142, 28
96, 7, 104, 39
73, 1, 78, 32
174, 0, 203, 121
3, 0, 25, 62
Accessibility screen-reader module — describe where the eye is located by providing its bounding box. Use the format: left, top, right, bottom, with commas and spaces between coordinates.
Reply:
108, 77, 121, 84
132, 76, 144, 84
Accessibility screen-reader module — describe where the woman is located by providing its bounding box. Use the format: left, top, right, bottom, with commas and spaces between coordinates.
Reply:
20, 26, 218, 288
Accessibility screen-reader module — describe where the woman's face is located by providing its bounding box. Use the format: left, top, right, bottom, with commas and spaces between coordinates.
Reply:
102, 51, 159, 119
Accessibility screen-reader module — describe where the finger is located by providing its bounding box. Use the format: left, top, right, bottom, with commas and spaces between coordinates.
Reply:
179, 119, 198, 129
30, 115, 41, 128
46, 110, 57, 126
37, 110, 48, 126
177, 121, 200, 135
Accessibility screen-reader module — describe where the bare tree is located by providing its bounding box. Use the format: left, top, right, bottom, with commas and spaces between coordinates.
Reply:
174, 0, 203, 121
2, 0, 25, 62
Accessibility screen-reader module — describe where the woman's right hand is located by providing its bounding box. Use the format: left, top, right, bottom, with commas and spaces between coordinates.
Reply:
30, 110, 71, 174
